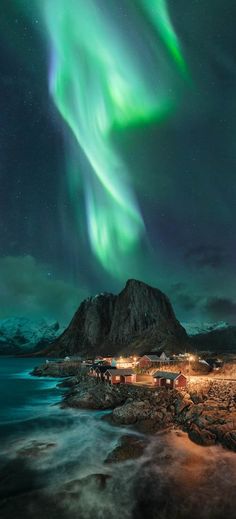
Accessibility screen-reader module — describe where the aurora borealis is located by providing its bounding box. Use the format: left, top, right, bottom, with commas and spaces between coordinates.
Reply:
0, 0, 236, 324
44, 0, 187, 277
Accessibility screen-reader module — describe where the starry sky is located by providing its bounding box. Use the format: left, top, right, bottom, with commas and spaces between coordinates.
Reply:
0, 0, 236, 325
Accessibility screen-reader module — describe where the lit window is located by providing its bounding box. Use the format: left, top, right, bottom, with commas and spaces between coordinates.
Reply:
115, 376, 120, 381
166, 379, 171, 384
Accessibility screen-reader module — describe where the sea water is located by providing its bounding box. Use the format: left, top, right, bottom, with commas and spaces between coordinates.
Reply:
1, 357, 236, 519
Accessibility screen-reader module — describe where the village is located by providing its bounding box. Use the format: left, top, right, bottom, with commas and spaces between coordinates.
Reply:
83, 351, 226, 390
39, 348, 236, 393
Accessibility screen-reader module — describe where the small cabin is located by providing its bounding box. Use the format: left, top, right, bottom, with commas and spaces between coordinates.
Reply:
159, 352, 170, 363
89, 365, 110, 381
138, 355, 160, 369
104, 368, 136, 385
138, 353, 170, 370
153, 371, 187, 389
89, 365, 97, 377
111, 357, 134, 369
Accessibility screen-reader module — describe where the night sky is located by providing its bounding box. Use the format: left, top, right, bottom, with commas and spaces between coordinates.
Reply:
0, 0, 236, 325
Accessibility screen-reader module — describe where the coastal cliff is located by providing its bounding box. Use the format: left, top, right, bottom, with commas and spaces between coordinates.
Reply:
32, 362, 236, 453
62, 377, 236, 452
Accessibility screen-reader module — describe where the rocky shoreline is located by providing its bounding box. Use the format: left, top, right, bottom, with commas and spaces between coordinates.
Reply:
31, 362, 236, 454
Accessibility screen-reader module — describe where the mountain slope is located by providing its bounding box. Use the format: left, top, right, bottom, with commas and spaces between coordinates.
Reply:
190, 325, 236, 353
182, 321, 229, 336
42, 279, 189, 357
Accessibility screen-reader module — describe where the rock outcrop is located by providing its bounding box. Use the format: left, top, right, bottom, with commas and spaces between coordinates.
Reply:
62, 379, 129, 410
32, 359, 236, 452
105, 435, 148, 463
60, 373, 236, 452
41, 279, 189, 357
31, 361, 83, 379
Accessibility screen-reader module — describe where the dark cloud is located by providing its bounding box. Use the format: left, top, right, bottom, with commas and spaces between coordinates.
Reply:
169, 282, 200, 313
205, 297, 236, 321
0, 255, 88, 324
170, 282, 186, 294
184, 245, 227, 269
176, 294, 197, 311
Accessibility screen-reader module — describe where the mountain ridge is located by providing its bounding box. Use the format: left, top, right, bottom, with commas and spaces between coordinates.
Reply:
0, 317, 63, 354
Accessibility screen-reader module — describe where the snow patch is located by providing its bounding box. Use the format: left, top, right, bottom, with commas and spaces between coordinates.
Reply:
182, 321, 229, 336
0, 317, 65, 352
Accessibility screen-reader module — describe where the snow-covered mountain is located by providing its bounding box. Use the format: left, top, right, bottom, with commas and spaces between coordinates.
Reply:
0, 317, 65, 354
182, 321, 229, 336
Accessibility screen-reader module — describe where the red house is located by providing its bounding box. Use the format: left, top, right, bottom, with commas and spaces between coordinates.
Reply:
138, 355, 161, 369
104, 368, 136, 385
153, 371, 187, 389
89, 365, 110, 381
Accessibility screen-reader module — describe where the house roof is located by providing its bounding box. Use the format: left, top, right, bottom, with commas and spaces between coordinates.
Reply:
142, 355, 161, 361
153, 371, 184, 380
159, 352, 169, 358
205, 358, 222, 366
95, 365, 111, 373
105, 368, 134, 376
199, 360, 210, 366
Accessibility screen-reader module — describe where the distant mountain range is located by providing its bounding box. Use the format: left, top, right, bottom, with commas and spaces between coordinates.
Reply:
0, 317, 64, 355
1, 281, 235, 356
181, 320, 236, 354
188, 325, 236, 353
182, 321, 229, 336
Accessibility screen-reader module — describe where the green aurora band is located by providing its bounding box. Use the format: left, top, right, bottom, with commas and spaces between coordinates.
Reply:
42, 0, 187, 278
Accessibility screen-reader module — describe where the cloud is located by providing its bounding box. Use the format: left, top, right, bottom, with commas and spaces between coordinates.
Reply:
175, 294, 197, 311
204, 296, 236, 321
184, 245, 227, 269
170, 282, 200, 312
0, 255, 88, 324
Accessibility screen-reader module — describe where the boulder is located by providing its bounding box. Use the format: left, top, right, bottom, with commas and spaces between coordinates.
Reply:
112, 401, 151, 425
188, 424, 216, 446
222, 431, 236, 451
62, 381, 127, 410
105, 435, 147, 463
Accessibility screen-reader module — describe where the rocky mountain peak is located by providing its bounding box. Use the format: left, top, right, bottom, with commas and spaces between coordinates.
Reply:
125, 278, 144, 288
42, 279, 189, 357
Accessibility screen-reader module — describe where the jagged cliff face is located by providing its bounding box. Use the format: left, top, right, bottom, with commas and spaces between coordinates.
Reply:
44, 279, 189, 357
51, 293, 116, 355
109, 280, 177, 343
